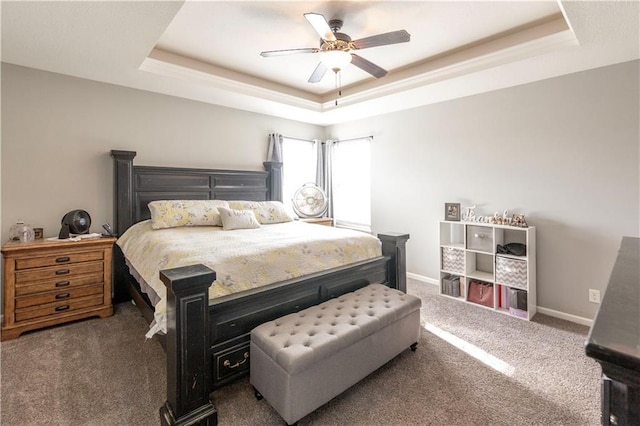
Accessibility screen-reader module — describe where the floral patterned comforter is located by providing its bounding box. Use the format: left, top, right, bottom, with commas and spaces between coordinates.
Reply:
117, 220, 382, 336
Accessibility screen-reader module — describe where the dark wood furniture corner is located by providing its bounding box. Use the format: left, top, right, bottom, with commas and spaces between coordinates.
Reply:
160, 265, 218, 426
585, 236, 640, 425
1, 237, 116, 341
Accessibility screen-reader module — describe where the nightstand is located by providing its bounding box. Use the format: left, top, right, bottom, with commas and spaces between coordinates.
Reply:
1, 237, 116, 340
301, 217, 334, 227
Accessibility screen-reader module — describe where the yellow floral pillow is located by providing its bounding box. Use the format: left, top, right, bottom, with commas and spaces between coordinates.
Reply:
148, 200, 229, 229
228, 201, 296, 224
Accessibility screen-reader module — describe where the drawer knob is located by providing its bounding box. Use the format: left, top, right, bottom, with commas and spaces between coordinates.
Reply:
474, 233, 485, 239
55, 269, 70, 276
55, 305, 70, 312
223, 352, 249, 369
55, 293, 70, 300
55, 281, 70, 287
55, 256, 70, 263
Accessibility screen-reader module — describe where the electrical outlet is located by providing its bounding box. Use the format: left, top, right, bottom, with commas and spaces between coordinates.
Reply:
589, 289, 601, 304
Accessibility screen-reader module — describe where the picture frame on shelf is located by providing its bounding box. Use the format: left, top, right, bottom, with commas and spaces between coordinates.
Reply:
445, 203, 461, 221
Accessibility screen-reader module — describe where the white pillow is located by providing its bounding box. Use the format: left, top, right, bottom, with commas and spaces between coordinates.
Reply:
228, 201, 296, 224
219, 207, 261, 230
148, 200, 229, 229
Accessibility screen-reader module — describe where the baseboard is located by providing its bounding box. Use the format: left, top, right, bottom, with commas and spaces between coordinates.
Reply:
406, 272, 438, 286
536, 306, 593, 327
407, 272, 594, 327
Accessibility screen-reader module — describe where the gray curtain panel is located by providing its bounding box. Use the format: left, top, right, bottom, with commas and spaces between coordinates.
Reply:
266, 133, 283, 162
321, 140, 334, 218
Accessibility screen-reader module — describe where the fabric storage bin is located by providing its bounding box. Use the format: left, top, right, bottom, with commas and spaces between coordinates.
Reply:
441, 247, 464, 273
466, 225, 493, 252
496, 256, 527, 289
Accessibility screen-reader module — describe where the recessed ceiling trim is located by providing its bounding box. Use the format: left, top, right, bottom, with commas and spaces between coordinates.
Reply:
141, 48, 323, 112
142, 14, 576, 118
321, 16, 578, 110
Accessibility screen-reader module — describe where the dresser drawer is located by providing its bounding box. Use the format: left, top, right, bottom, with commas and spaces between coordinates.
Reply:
15, 250, 104, 270
15, 294, 104, 322
15, 284, 103, 309
15, 261, 104, 284
15, 272, 104, 296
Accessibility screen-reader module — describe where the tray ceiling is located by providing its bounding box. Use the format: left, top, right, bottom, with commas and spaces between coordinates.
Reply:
2, 1, 638, 125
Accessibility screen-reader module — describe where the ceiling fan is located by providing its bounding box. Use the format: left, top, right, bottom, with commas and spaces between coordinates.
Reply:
260, 13, 410, 83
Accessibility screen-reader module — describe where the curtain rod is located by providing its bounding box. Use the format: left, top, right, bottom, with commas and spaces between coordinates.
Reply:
282, 135, 374, 143
282, 136, 316, 143
334, 135, 373, 143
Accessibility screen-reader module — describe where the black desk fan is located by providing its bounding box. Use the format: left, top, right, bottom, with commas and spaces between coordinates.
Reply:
58, 210, 91, 239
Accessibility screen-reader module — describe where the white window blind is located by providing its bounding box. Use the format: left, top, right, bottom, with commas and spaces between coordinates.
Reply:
332, 137, 371, 231
281, 137, 317, 211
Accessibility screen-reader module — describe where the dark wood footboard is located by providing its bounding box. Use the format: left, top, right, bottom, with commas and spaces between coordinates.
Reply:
160, 233, 409, 426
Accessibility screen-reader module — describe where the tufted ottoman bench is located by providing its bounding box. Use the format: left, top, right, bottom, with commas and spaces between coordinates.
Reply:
250, 283, 422, 425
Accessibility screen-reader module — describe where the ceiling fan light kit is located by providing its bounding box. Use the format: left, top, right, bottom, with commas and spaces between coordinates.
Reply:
260, 12, 410, 85
320, 50, 352, 71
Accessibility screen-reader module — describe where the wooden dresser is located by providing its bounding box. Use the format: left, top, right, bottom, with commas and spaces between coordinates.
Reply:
1, 237, 116, 340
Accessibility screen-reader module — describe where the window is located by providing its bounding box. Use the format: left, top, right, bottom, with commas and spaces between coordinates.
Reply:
332, 137, 371, 231
281, 137, 317, 211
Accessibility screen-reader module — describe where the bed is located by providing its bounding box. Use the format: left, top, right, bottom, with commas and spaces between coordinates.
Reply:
110, 150, 409, 426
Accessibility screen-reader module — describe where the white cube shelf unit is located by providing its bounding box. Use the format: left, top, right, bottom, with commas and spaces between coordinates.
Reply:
439, 221, 537, 320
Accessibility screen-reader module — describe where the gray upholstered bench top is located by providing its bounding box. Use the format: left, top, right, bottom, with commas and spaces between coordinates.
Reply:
251, 283, 422, 375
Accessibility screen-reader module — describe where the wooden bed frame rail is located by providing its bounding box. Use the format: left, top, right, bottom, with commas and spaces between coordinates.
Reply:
110, 150, 409, 426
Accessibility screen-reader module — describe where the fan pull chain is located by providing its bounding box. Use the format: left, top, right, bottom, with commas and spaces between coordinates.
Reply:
335, 70, 342, 106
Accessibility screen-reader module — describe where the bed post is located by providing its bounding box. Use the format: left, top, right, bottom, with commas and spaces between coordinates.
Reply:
263, 161, 283, 201
111, 150, 136, 236
378, 233, 410, 293
160, 265, 217, 426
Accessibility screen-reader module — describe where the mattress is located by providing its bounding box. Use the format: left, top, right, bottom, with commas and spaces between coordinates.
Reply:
116, 220, 382, 337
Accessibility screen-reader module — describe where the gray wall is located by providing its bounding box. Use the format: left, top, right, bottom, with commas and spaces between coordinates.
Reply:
1, 64, 322, 242
2, 61, 638, 322
326, 60, 640, 321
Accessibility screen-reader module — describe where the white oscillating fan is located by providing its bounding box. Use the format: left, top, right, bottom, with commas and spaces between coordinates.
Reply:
292, 183, 328, 218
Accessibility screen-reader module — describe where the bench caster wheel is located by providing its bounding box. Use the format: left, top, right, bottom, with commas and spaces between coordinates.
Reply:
410, 342, 418, 352
253, 387, 263, 400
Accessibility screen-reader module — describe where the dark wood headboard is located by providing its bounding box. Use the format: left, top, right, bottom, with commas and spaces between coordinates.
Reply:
111, 150, 283, 236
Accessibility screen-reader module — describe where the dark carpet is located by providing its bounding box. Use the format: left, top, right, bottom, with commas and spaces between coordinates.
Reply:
0, 279, 600, 425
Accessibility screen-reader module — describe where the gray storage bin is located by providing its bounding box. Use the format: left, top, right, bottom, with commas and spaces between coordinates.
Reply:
496, 256, 527, 289
441, 247, 464, 273
466, 225, 493, 252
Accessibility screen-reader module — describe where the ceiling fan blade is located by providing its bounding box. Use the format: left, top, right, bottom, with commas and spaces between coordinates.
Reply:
304, 13, 336, 42
308, 62, 328, 83
350, 54, 388, 78
352, 30, 410, 50
261, 48, 319, 57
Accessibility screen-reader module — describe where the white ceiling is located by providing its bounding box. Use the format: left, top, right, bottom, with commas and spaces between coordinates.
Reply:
2, 1, 639, 126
